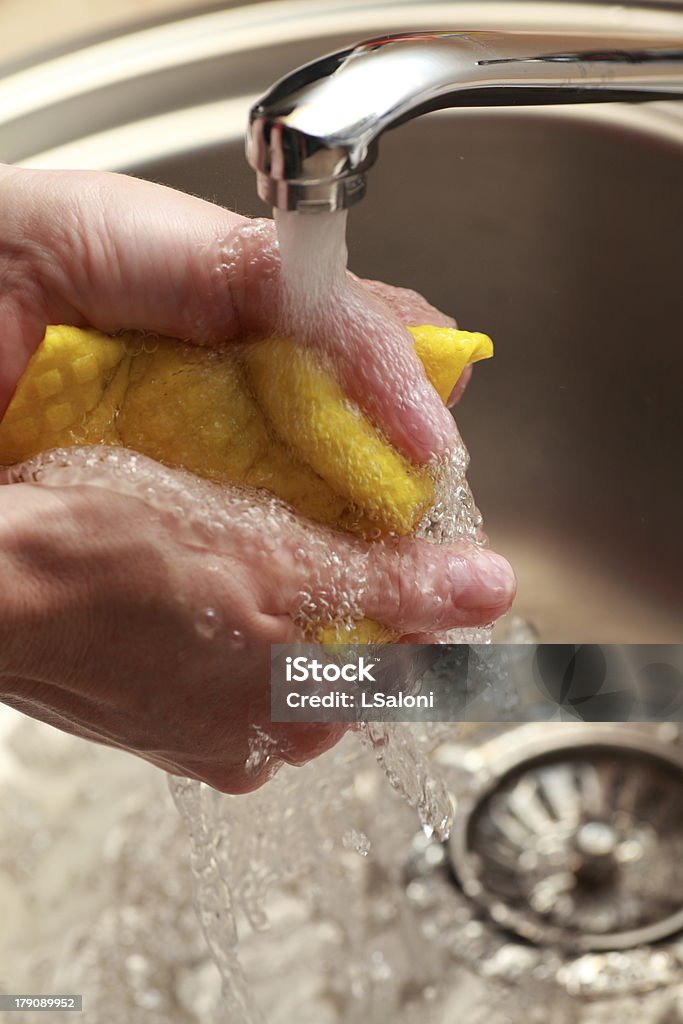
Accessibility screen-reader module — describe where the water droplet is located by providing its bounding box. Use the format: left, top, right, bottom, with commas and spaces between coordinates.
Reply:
230, 629, 245, 649
195, 607, 220, 639
342, 828, 371, 857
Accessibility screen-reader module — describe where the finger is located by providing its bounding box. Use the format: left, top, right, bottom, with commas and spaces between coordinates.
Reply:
355, 277, 456, 328
447, 364, 472, 406
209, 220, 457, 463
272, 525, 515, 635
0, 291, 48, 417
1, 676, 166, 754
2, 675, 280, 793
1, 681, 162, 766
362, 537, 516, 633
356, 278, 475, 407
236, 639, 347, 767
2, 684, 262, 789
312, 279, 458, 463
272, 722, 349, 767
197, 756, 284, 795
1, 165, 248, 344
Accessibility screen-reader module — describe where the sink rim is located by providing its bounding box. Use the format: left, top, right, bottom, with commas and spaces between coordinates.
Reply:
1, 0, 683, 172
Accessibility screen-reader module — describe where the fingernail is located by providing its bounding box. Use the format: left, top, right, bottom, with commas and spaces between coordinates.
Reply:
477, 550, 517, 601
450, 549, 516, 608
447, 366, 473, 407
400, 407, 457, 465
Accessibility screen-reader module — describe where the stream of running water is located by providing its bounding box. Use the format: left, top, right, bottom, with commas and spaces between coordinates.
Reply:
165, 208, 493, 1023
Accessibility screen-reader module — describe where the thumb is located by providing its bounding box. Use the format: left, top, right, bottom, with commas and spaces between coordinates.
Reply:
276, 527, 516, 635
361, 537, 516, 633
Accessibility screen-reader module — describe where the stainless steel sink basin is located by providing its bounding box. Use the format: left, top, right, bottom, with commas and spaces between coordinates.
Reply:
1, 0, 682, 641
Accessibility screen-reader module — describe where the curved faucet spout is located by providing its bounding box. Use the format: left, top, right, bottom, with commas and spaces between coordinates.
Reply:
245, 29, 683, 212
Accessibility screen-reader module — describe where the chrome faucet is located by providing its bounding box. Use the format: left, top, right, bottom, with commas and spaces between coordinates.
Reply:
246, 30, 683, 213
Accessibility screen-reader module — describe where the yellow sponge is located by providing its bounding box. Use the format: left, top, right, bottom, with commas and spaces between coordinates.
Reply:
0, 322, 493, 640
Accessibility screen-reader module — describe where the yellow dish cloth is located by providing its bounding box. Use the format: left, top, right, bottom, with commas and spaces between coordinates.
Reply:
0, 324, 492, 641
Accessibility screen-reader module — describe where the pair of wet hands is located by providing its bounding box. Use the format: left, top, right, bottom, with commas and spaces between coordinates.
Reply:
0, 165, 515, 791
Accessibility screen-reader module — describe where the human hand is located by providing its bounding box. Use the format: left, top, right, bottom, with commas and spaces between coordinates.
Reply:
0, 164, 468, 464
0, 165, 514, 790
0, 452, 515, 792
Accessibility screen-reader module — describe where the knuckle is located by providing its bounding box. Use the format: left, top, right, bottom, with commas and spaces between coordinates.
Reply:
371, 537, 426, 622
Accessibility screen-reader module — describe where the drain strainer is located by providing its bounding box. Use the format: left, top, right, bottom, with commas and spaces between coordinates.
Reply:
450, 730, 683, 951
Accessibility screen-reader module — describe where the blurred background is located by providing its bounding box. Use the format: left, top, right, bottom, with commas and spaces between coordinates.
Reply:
1, 0, 195, 65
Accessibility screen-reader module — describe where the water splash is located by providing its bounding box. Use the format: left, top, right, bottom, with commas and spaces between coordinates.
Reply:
189, 208, 492, 1015
3, 713, 682, 1023
169, 777, 260, 1024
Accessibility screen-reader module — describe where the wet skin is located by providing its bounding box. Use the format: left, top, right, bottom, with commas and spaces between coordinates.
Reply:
0, 165, 515, 792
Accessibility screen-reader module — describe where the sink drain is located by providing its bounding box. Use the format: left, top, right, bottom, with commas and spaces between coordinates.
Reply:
449, 730, 683, 952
